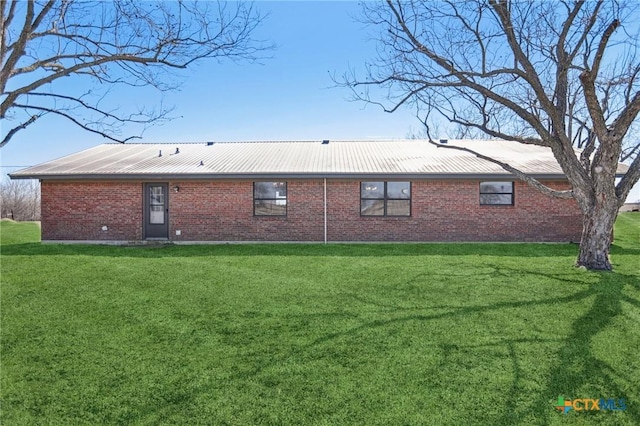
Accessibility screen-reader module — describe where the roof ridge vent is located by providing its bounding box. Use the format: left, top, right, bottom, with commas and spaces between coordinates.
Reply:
322, 140, 330, 145
206, 141, 215, 146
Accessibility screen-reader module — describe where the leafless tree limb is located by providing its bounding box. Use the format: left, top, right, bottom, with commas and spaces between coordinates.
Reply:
342, 0, 640, 270
1, 113, 40, 147
431, 139, 573, 198
0, 0, 272, 148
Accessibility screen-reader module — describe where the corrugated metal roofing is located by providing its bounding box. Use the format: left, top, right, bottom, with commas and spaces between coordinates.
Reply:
10, 139, 629, 180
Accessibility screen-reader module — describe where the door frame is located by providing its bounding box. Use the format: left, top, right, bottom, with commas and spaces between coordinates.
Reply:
143, 182, 169, 239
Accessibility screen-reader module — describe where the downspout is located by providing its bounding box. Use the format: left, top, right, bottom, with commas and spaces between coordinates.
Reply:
324, 177, 327, 244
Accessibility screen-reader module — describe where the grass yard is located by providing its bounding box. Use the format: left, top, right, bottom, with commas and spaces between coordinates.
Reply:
1, 215, 639, 425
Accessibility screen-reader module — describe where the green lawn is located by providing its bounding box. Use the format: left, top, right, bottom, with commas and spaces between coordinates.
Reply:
1, 215, 639, 425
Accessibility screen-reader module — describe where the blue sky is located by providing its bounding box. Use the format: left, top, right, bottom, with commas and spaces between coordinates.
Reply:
1, 1, 418, 170
1, 1, 639, 202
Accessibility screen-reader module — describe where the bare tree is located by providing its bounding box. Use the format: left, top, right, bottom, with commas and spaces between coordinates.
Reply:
343, 0, 640, 270
0, 0, 270, 147
0, 178, 40, 221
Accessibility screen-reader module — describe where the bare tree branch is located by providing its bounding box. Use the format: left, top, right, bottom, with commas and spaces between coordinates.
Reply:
12, 103, 142, 143
384, 0, 557, 143
621, 141, 640, 162
579, 18, 621, 142
0, 113, 40, 148
0, 0, 272, 147
430, 139, 573, 199
345, 0, 640, 270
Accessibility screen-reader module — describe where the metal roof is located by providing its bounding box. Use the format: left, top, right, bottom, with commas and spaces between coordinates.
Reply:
9, 139, 629, 180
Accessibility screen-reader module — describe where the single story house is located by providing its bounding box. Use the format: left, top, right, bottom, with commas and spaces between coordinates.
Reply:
10, 139, 615, 243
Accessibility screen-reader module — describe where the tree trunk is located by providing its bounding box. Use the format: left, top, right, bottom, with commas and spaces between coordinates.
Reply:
576, 204, 618, 271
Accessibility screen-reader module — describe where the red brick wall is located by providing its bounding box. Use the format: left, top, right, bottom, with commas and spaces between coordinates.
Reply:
40, 179, 582, 242
169, 180, 324, 241
327, 180, 582, 242
41, 181, 142, 240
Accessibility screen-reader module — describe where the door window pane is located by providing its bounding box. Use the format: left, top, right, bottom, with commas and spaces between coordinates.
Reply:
150, 205, 165, 224
149, 186, 165, 224
150, 187, 164, 203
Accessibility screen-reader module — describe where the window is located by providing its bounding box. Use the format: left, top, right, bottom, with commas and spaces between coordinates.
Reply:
480, 181, 514, 205
149, 186, 165, 224
361, 181, 411, 216
254, 182, 287, 216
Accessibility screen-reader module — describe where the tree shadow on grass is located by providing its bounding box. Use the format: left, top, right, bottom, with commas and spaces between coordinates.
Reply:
519, 274, 640, 425
227, 267, 639, 425
610, 244, 640, 257
407, 267, 640, 425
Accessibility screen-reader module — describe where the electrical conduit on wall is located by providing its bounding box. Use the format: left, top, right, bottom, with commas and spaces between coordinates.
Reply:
324, 178, 327, 244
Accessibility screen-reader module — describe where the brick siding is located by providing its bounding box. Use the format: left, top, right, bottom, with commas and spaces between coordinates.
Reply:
41, 181, 142, 241
40, 179, 582, 242
328, 180, 581, 242
169, 180, 324, 241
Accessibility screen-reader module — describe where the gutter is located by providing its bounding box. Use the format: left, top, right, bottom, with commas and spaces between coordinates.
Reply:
8, 172, 580, 181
